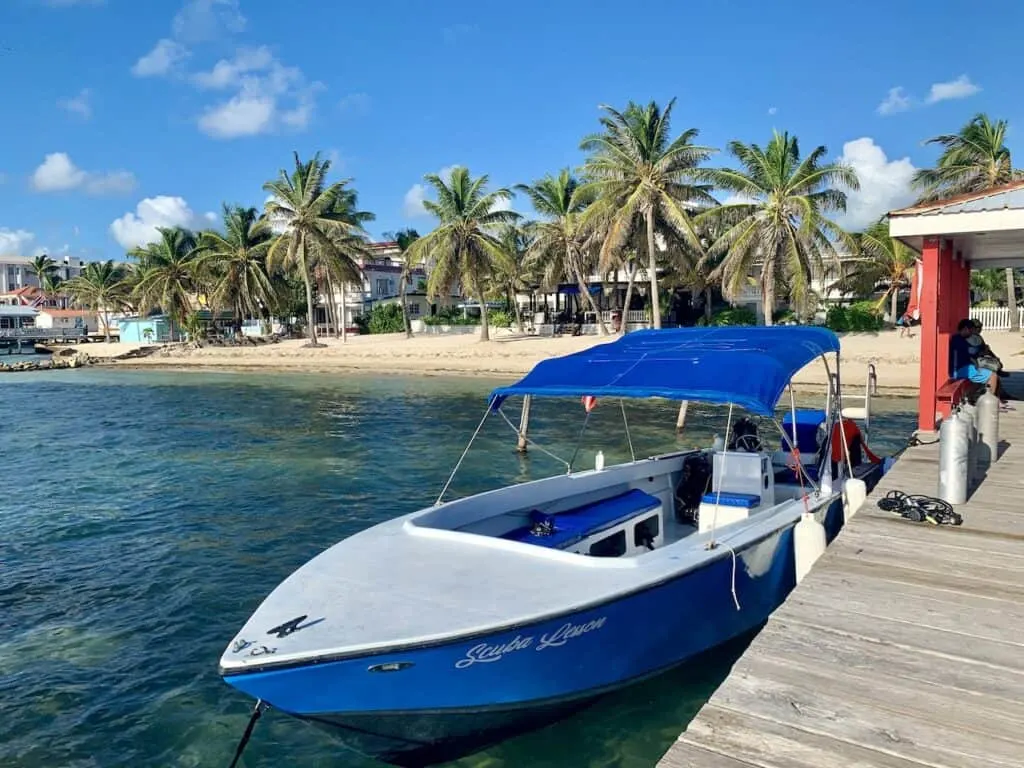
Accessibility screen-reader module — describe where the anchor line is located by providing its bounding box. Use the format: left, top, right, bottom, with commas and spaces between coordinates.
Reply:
227, 698, 266, 768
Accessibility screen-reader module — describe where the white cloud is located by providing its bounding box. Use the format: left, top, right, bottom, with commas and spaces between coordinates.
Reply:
172, 0, 245, 44
403, 165, 462, 218
835, 137, 917, 230
927, 75, 981, 104
490, 196, 514, 213
132, 39, 190, 77
58, 88, 92, 119
191, 45, 274, 89
31, 153, 136, 196
0, 228, 35, 256
85, 171, 137, 196
193, 48, 320, 138
32, 153, 87, 191
402, 185, 428, 218
338, 92, 370, 115
767, 106, 778, 116
877, 86, 911, 116
110, 196, 214, 249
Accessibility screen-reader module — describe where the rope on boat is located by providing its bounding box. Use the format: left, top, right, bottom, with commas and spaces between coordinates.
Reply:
435, 408, 492, 506
494, 407, 571, 470
227, 699, 266, 768
567, 410, 593, 474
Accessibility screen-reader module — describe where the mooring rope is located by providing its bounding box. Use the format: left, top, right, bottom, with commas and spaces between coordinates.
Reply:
435, 408, 491, 505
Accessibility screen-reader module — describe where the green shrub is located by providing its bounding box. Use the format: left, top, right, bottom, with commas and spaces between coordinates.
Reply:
359, 303, 406, 334
773, 309, 798, 325
825, 303, 883, 332
706, 307, 758, 326
488, 309, 513, 328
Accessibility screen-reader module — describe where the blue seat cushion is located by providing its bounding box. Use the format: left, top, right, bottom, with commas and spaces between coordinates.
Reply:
502, 489, 661, 550
700, 492, 761, 509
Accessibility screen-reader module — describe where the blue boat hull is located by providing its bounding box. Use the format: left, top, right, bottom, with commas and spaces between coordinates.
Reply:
224, 497, 842, 764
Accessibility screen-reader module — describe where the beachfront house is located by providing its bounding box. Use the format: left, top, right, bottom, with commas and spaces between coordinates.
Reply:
0, 304, 38, 331
34, 309, 99, 335
119, 316, 171, 343
0, 254, 85, 293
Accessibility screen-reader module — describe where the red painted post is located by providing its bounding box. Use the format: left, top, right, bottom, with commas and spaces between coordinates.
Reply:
936, 239, 955, 397
918, 237, 941, 431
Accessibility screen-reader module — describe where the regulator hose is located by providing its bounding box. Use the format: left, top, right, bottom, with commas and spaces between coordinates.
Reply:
877, 490, 963, 526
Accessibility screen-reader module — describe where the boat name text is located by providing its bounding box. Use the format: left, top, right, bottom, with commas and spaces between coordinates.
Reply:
455, 617, 607, 668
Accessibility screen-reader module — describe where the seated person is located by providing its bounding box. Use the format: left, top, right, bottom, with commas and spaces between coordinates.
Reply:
897, 310, 918, 337
951, 319, 1005, 401
968, 320, 1006, 376
830, 417, 881, 479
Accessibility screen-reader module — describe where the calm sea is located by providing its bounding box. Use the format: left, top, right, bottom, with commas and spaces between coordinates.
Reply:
0, 369, 917, 768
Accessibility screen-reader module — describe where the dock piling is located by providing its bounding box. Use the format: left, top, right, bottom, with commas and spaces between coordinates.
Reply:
516, 395, 531, 453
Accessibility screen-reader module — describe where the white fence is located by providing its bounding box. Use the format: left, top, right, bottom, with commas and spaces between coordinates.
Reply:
599, 310, 647, 323
969, 306, 1024, 330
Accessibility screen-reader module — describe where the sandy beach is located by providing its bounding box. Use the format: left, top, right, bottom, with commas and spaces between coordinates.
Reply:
70, 328, 1024, 396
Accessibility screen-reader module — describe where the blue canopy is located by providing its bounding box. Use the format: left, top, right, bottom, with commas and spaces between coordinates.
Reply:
489, 326, 840, 416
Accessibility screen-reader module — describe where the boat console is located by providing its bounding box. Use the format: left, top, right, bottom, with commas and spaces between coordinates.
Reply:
697, 450, 775, 533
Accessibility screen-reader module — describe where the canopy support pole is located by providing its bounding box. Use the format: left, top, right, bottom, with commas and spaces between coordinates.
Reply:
567, 411, 593, 475
516, 395, 531, 453
620, 400, 636, 462
675, 400, 689, 432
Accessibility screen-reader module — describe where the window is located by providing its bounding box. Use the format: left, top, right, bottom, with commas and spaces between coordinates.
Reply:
633, 516, 660, 549
589, 530, 626, 558
408, 303, 420, 316
375, 278, 390, 297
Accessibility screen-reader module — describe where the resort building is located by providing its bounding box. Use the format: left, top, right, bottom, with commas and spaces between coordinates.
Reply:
0, 254, 85, 294
0, 304, 38, 331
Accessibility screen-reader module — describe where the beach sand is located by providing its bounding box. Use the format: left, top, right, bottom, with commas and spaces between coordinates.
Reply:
76, 328, 1024, 396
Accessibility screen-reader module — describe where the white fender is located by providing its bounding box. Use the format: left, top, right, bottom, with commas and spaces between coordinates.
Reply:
842, 478, 868, 522
794, 512, 826, 584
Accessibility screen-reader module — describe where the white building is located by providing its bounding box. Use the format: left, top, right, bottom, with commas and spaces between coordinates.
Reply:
0, 254, 86, 294
34, 309, 99, 334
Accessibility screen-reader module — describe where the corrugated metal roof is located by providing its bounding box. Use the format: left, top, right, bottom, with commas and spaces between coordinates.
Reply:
917, 187, 1024, 215
891, 180, 1024, 216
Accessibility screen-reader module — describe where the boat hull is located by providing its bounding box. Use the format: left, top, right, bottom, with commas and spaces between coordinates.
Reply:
223, 496, 841, 765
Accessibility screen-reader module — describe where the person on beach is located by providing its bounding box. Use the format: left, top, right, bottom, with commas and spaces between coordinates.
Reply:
951, 319, 1007, 404
897, 310, 918, 338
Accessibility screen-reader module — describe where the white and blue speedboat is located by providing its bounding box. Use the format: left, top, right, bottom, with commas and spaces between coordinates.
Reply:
219, 327, 883, 766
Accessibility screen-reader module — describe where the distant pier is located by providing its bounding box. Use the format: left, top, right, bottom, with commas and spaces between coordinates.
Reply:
658, 412, 1024, 768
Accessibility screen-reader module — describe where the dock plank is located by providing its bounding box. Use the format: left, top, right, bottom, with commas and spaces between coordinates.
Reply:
658, 409, 1024, 768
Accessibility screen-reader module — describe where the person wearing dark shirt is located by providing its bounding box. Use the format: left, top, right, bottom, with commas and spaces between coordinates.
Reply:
951, 318, 1003, 399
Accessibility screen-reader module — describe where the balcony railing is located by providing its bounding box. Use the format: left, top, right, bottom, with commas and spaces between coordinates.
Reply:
0, 327, 86, 339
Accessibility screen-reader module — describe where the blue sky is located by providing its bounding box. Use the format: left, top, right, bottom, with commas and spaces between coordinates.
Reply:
2, 0, 1023, 262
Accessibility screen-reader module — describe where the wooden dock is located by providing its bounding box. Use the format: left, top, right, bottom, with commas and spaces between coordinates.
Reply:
658, 410, 1024, 768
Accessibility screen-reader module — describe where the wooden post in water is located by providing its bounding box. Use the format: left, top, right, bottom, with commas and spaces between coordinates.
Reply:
516, 395, 532, 452
675, 400, 689, 431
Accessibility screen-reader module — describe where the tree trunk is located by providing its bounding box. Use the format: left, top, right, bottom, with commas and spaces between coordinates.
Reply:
323, 273, 337, 338
569, 246, 608, 335
1006, 268, 1019, 332
645, 209, 661, 329
704, 286, 713, 322
763, 279, 775, 327
621, 259, 637, 335
400, 270, 412, 338
890, 288, 899, 328
302, 261, 318, 346
103, 309, 111, 343
340, 282, 348, 342
509, 285, 524, 333
478, 291, 490, 341
333, 276, 346, 340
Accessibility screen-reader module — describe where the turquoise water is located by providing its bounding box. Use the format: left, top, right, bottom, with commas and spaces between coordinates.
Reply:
0, 370, 917, 768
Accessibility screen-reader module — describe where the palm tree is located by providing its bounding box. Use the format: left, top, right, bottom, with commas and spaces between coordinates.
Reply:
130, 227, 200, 340
914, 113, 1021, 329
493, 223, 533, 333
264, 152, 362, 346
61, 260, 129, 341
580, 99, 716, 329
195, 205, 276, 336
828, 217, 916, 323
912, 114, 1016, 202
972, 268, 1006, 303
317, 188, 373, 342
517, 169, 608, 334
29, 254, 59, 296
384, 228, 421, 338
699, 131, 859, 325
405, 167, 517, 341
